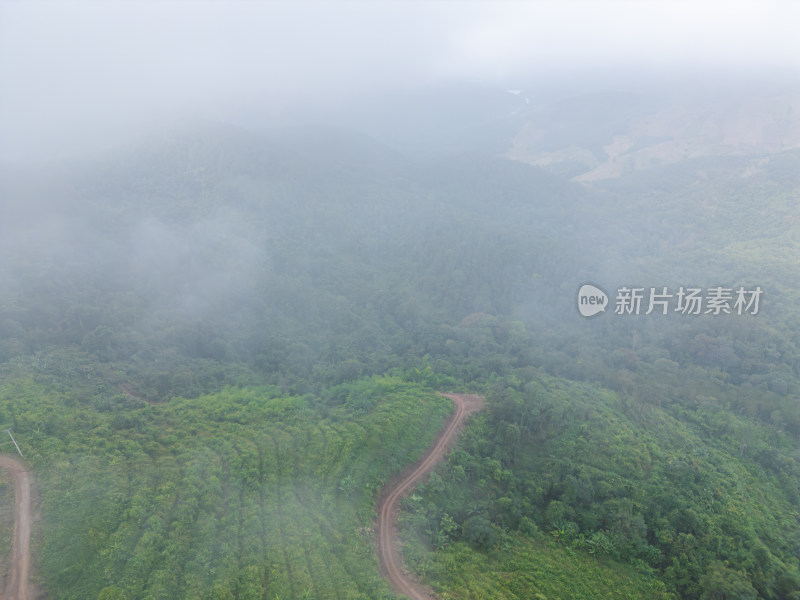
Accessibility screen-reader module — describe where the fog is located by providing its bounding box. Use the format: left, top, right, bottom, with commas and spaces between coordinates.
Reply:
2, 4, 800, 600
1, 0, 798, 163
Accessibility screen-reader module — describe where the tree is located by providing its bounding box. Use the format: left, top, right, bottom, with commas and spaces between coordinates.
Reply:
97, 586, 128, 600
462, 516, 496, 550
700, 562, 757, 600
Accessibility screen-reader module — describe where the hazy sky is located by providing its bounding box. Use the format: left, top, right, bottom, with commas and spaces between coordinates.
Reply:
1, 0, 798, 162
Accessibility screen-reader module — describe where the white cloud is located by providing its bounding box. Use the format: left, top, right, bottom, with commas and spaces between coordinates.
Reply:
435, 1, 800, 78
0, 0, 797, 162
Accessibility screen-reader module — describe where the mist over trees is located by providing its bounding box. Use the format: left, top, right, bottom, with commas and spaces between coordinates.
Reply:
0, 42, 800, 600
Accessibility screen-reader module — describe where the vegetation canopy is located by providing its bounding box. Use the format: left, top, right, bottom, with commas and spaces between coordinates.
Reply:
1, 82, 799, 600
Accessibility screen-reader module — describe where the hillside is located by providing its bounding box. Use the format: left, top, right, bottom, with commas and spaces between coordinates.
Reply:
0, 88, 799, 599
505, 84, 800, 181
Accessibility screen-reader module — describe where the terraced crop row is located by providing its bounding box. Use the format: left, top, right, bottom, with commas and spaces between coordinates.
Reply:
0, 376, 452, 599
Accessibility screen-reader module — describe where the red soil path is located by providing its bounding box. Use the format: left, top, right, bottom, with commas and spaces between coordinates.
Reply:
377, 393, 484, 599
0, 455, 32, 600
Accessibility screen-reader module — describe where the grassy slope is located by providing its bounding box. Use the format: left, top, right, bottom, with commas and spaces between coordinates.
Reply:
0, 372, 451, 600
417, 536, 669, 600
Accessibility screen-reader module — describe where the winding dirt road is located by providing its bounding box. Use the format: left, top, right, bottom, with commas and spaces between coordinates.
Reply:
0, 455, 31, 600
377, 393, 484, 600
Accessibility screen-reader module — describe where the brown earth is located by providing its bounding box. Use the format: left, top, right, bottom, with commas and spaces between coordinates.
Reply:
0, 456, 32, 600
376, 393, 484, 600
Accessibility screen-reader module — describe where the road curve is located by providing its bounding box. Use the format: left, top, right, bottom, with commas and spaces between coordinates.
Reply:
377, 393, 484, 600
0, 455, 32, 600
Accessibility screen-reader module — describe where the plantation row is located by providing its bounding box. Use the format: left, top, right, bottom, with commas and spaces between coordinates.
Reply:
0, 373, 451, 600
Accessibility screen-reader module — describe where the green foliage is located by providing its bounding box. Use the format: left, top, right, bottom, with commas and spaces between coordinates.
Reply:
0, 375, 450, 599
461, 515, 496, 549
700, 562, 758, 600
404, 534, 671, 600
2, 125, 800, 600
405, 374, 800, 600
0, 470, 13, 571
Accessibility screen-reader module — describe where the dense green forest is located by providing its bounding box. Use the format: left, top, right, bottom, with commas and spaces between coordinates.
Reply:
0, 111, 799, 599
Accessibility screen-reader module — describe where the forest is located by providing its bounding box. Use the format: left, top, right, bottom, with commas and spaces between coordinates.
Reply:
0, 85, 799, 599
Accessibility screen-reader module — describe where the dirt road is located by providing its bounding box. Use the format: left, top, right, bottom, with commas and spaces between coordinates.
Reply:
0, 455, 31, 600
377, 393, 484, 600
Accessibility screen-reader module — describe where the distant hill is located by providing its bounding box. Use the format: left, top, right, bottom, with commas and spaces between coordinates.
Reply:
505, 86, 800, 180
